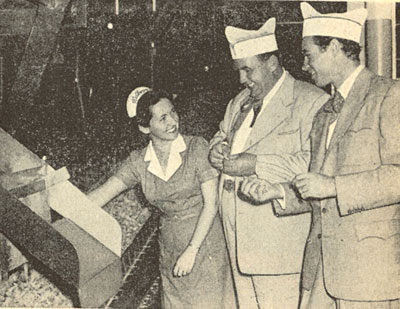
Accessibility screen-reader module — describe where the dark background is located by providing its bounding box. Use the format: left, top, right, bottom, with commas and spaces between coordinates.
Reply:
0, 0, 346, 190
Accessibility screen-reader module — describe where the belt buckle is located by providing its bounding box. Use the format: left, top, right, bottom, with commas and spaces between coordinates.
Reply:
223, 179, 235, 193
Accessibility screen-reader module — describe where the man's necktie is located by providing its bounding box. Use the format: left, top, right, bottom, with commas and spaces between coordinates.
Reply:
249, 103, 262, 127
228, 97, 262, 145
234, 97, 262, 130
324, 90, 344, 114
324, 90, 344, 123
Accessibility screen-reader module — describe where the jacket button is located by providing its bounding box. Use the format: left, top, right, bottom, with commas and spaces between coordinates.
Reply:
317, 233, 322, 239
322, 208, 327, 214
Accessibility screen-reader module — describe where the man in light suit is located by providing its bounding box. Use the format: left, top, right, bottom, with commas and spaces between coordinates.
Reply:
208, 17, 328, 308
240, 3, 400, 308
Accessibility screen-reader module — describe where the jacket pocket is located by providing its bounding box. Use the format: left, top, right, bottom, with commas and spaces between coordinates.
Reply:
277, 127, 300, 136
338, 127, 379, 168
354, 219, 400, 241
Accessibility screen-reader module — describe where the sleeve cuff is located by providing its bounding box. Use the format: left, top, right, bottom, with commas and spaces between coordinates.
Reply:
276, 184, 286, 210
334, 175, 353, 216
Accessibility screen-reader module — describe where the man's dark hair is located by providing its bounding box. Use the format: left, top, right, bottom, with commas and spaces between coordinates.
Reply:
256, 50, 283, 65
312, 36, 361, 62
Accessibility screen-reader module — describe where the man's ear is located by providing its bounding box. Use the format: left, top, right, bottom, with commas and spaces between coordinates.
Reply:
329, 39, 342, 56
266, 54, 279, 72
139, 125, 150, 134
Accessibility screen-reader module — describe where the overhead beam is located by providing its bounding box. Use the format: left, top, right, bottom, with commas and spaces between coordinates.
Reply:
5, 0, 71, 128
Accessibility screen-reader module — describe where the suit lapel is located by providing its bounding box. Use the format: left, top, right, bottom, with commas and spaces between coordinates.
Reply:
310, 110, 331, 173
226, 90, 251, 145
227, 111, 240, 145
324, 68, 373, 158
242, 73, 295, 151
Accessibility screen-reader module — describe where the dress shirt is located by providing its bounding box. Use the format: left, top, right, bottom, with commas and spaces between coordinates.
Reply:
230, 70, 287, 156
326, 65, 364, 149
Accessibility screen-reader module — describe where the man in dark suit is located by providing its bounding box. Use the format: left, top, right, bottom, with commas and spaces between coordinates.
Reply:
240, 3, 400, 308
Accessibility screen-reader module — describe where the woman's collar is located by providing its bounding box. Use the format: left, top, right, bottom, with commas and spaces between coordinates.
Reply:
144, 134, 186, 181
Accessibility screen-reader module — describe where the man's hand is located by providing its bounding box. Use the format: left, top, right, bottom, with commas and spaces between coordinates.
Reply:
239, 177, 283, 204
292, 173, 336, 200
209, 142, 230, 170
223, 152, 256, 176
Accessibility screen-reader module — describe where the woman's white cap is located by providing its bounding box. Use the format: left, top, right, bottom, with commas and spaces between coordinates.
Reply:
301, 2, 367, 43
126, 86, 151, 118
225, 17, 278, 60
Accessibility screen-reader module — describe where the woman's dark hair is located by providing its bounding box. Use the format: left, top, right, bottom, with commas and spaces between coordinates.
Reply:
136, 89, 173, 127
312, 36, 361, 62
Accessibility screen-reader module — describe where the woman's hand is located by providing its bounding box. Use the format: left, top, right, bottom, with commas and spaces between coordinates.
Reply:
173, 245, 199, 277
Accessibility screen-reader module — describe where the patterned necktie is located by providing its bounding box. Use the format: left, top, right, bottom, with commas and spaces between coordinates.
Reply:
324, 90, 344, 123
324, 90, 344, 114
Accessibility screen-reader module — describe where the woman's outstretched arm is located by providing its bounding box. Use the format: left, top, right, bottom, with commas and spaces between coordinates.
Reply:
87, 176, 128, 207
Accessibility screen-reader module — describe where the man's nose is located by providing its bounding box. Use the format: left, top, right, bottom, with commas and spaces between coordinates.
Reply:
302, 58, 310, 72
239, 71, 248, 84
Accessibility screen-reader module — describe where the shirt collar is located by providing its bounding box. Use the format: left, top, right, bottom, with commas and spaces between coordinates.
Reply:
336, 65, 364, 99
262, 69, 287, 106
144, 134, 186, 182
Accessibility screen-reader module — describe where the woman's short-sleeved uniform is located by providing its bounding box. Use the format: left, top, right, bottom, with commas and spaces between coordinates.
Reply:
115, 135, 235, 308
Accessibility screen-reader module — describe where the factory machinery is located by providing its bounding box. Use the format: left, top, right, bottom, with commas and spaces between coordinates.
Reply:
0, 127, 161, 307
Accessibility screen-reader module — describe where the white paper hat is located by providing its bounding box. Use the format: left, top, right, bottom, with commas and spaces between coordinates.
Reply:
126, 86, 151, 118
225, 17, 278, 60
301, 2, 367, 43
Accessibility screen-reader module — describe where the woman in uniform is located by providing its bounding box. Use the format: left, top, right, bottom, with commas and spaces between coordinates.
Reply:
88, 87, 235, 308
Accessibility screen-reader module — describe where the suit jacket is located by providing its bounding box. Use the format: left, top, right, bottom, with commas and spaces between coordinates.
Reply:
274, 68, 400, 301
211, 72, 328, 275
